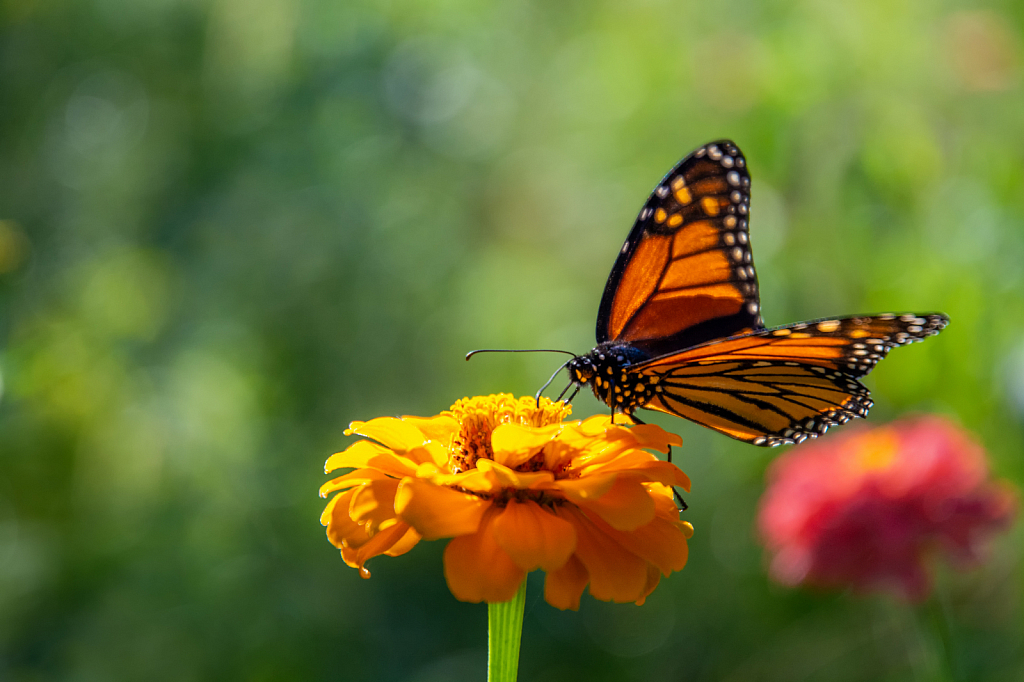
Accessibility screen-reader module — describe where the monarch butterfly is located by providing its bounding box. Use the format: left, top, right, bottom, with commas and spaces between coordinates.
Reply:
564, 140, 948, 446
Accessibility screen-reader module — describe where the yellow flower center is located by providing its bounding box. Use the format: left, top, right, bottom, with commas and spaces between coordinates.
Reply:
446, 393, 571, 474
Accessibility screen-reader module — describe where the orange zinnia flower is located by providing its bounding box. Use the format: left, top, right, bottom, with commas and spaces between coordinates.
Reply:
320, 394, 693, 609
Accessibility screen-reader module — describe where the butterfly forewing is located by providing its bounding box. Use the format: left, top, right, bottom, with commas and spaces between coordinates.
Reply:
596, 140, 763, 358
641, 313, 949, 378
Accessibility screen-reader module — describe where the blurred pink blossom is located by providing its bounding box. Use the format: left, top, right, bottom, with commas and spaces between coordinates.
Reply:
757, 416, 1017, 600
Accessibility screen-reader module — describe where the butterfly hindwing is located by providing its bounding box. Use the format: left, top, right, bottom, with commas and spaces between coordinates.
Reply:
640, 359, 872, 446
634, 313, 949, 445
596, 140, 763, 358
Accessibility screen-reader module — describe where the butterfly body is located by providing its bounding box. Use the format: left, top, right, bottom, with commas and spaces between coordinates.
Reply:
573, 140, 949, 446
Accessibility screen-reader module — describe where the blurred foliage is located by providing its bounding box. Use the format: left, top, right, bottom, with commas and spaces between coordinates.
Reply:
1, 0, 1023, 680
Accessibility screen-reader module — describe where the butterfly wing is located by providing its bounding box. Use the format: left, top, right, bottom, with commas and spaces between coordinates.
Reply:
636, 313, 949, 445
596, 140, 763, 358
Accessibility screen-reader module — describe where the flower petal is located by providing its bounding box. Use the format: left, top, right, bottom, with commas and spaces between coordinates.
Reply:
340, 521, 414, 578
554, 471, 618, 500
590, 511, 692, 576
491, 500, 576, 571
558, 506, 648, 603
584, 458, 692, 492
561, 476, 656, 531
622, 423, 683, 451
544, 554, 589, 611
490, 422, 564, 468
384, 526, 422, 558
319, 467, 391, 498
324, 440, 420, 477
322, 488, 362, 547
349, 478, 400, 531
576, 414, 615, 435
634, 564, 662, 606
444, 513, 525, 603
439, 470, 505, 494
347, 417, 428, 451
399, 415, 459, 443
476, 459, 555, 490
395, 478, 489, 539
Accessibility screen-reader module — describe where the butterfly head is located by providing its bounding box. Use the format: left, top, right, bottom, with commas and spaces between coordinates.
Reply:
568, 344, 655, 413
567, 355, 596, 384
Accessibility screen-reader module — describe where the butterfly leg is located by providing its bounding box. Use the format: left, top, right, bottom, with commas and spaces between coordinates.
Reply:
607, 375, 618, 423
626, 413, 687, 512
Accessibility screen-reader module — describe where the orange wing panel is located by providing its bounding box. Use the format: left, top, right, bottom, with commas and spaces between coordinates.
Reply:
619, 290, 744, 344
671, 221, 720, 257
660, 251, 734, 290
607, 235, 670, 341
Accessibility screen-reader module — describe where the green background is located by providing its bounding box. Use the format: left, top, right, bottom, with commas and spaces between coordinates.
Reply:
2, 0, 1022, 679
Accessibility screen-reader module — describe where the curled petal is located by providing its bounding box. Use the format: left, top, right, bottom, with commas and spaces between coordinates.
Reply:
491, 501, 577, 571
634, 564, 662, 606
652, 485, 684, 516
349, 478, 400, 531
444, 513, 525, 603
544, 554, 589, 611
340, 521, 415, 578
558, 506, 648, 603
384, 526, 422, 558
322, 488, 362, 547
395, 478, 489, 539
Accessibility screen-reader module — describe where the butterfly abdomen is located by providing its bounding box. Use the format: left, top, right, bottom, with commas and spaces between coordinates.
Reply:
569, 343, 655, 414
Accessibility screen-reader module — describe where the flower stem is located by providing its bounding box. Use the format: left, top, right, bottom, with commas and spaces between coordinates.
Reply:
487, 579, 527, 682
927, 590, 959, 682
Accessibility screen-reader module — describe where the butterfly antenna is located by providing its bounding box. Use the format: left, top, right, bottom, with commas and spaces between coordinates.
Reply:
534, 358, 576, 404
466, 348, 577, 360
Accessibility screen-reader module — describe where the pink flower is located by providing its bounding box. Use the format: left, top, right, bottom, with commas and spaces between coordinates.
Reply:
757, 415, 1017, 601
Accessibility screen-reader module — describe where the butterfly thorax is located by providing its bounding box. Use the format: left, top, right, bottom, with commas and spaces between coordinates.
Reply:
569, 343, 657, 414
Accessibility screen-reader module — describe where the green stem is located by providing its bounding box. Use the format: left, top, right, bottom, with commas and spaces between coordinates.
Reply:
927, 590, 959, 682
487, 579, 527, 682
